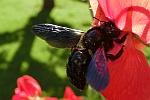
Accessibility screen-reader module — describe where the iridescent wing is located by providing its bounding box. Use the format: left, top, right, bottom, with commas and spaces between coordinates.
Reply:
86, 48, 110, 92
32, 24, 84, 48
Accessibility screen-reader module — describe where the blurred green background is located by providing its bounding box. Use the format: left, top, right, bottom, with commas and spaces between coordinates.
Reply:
0, 0, 150, 100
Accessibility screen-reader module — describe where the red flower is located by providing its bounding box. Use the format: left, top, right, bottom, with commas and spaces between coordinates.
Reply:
12, 75, 42, 100
89, 0, 150, 100
12, 75, 58, 100
63, 86, 83, 100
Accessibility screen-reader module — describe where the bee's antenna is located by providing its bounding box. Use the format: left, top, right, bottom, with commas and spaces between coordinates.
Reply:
93, 17, 106, 22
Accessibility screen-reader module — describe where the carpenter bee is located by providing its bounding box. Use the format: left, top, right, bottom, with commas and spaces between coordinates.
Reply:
32, 21, 128, 91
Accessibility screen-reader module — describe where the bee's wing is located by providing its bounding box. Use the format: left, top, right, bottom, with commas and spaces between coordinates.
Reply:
86, 48, 110, 92
32, 24, 84, 48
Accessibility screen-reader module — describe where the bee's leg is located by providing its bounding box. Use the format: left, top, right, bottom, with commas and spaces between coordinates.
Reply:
106, 45, 125, 60
114, 33, 128, 43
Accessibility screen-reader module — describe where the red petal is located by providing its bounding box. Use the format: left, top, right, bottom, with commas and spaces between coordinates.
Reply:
12, 88, 28, 100
101, 34, 150, 100
89, 0, 107, 27
12, 94, 28, 100
17, 75, 42, 97
89, 0, 99, 16
96, 0, 150, 44
63, 86, 83, 100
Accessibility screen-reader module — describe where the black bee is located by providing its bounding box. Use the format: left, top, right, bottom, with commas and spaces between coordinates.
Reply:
66, 46, 91, 90
81, 21, 128, 60
32, 21, 128, 91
